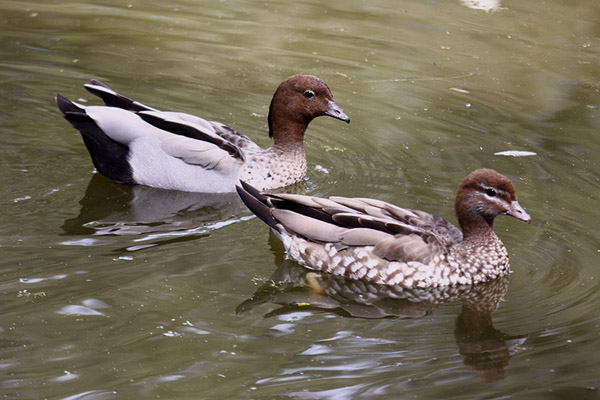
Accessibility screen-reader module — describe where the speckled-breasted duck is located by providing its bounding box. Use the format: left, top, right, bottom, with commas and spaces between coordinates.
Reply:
236, 169, 532, 288
56, 75, 350, 192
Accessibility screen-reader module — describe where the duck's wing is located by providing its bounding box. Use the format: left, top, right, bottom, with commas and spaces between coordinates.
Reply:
85, 80, 261, 153
136, 111, 246, 166
84, 79, 158, 112
58, 82, 250, 176
83, 107, 246, 174
329, 196, 463, 247
237, 182, 462, 265
208, 122, 262, 153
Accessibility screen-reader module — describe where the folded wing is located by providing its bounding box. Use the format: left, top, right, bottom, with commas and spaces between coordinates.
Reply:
60, 80, 253, 176
237, 182, 463, 265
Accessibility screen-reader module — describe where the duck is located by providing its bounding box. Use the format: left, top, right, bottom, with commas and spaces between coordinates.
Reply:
236, 168, 532, 288
56, 75, 350, 192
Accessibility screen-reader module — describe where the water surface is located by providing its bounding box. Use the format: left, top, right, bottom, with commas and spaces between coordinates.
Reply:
1, 0, 600, 398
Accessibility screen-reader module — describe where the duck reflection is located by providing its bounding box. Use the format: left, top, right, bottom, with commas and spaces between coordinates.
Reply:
238, 235, 526, 384
62, 174, 247, 237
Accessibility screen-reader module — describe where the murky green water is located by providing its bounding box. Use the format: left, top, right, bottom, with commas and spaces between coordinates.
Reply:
2, 0, 600, 398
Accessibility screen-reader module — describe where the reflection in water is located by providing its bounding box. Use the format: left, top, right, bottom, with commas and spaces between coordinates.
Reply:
454, 296, 525, 383
238, 237, 527, 383
61, 174, 248, 247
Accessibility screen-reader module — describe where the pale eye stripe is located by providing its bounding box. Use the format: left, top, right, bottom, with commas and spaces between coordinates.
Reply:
478, 184, 509, 206
478, 183, 508, 197
486, 195, 505, 206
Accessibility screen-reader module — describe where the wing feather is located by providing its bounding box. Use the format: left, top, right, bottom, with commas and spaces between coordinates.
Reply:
272, 209, 343, 243
238, 186, 464, 265
138, 111, 244, 161
340, 228, 393, 246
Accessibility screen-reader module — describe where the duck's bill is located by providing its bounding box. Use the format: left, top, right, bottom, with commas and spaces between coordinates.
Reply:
506, 200, 532, 224
325, 100, 350, 123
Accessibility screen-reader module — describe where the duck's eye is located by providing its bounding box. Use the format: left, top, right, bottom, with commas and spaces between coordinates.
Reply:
303, 90, 315, 99
485, 188, 497, 197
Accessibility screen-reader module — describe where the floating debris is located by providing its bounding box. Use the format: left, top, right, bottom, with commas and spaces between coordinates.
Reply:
51, 370, 79, 382
13, 195, 31, 203
57, 305, 105, 316
315, 165, 330, 174
460, 0, 503, 12
494, 150, 537, 157
162, 330, 182, 338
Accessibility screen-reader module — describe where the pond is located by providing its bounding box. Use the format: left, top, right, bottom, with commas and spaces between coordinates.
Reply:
1, 0, 599, 398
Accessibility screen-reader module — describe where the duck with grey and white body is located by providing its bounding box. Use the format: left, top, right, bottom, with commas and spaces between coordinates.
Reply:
236, 169, 532, 289
56, 75, 350, 193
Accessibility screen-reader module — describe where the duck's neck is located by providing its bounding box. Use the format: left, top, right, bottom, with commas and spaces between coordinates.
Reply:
269, 116, 307, 148
457, 210, 496, 242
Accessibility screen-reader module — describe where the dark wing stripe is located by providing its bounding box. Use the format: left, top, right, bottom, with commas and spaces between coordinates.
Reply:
269, 198, 336, 225
85, 80, 153, 112
356, 217, 391, 231
216, 124, 255, 146
331, 213, 364, 229
332, 212, 435, 240
89, 79, 110, 89
236, 182, 279, 231
384, 222, 422, 236
137, 112, 244, 161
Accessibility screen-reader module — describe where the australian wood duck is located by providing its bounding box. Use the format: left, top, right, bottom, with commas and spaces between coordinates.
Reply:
236, 169, 531, 288
56, 75, 349, 192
